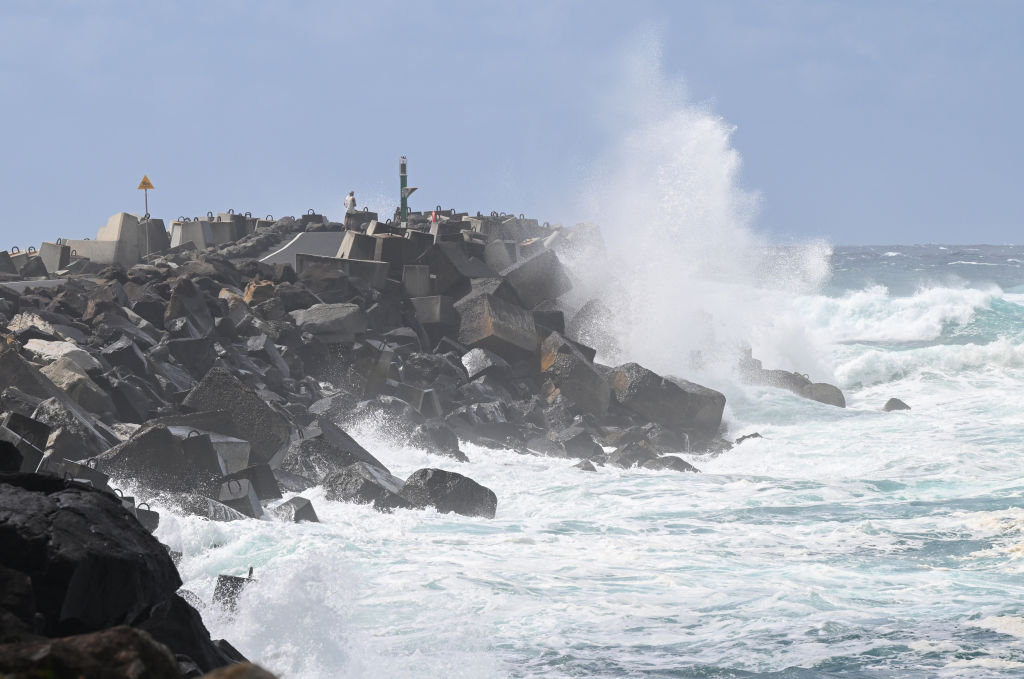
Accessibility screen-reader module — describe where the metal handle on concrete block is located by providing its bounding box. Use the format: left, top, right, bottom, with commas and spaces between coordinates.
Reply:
228, 209, 235, 215
187, 429, 201, 439
266, 214, 273, 220
245, 212, 251, 218
114, 488, 123, 497
86, 459, 98, 469
207, 211, 214, 218
228, 478, 242, 495
10, 246, 18, 253
27, 246, 35, 253
490, 211, 498, 217
139, 502, 150, 511
71, 250, 77, 256
519, 213, 525, 219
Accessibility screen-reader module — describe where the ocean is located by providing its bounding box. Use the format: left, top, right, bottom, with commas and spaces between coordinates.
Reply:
146, 244, 1024, 678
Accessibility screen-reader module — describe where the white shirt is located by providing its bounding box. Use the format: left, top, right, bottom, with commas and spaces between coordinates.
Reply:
344, 194, 356, 213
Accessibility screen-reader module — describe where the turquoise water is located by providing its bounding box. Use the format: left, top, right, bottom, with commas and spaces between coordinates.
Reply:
151, 245, 1024, 678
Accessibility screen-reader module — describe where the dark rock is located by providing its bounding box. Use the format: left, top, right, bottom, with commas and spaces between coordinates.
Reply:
642, 455, 699, 472
217, 478, 262, 518
883, 397, 911, 412
269, 496, 320, 524
0, 625, 181, 679
606, 440, 659, 469
799, 382, 846, 408
608, 363, 725, 439
457, 293, 538, 362
540, 332, 610, 418
93, 425, 222, 494
165, 278, 214, 336
182, 368, 291, 465
574, 459, 597, 472
222, 464, 281, 501
101, 335, 149, 376
461, 347, 511, 381
399, 468, 497, 519
289, 303, 367, 343
412, 419, 468, 462
323, 462, 410, 511
735, 432, 763, 444
0, 473, 233, 672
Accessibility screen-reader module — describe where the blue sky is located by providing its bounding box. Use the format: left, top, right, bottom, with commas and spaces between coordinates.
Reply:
1, 0, 1021, 246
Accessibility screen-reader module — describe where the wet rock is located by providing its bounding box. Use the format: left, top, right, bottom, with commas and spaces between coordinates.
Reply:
217, 478, 263, 518
799, 382, 846, 408
735, 432, 763, 444
883, 397, 911, 412
182, 368, 291, 465
608, 363, 725, 439
641, 455, 699, 472
399, 468, 497, 519
574, 459, 597, 472
540, 332, 609, 418
0, 473, 234, 672
101, 335, 149, 377
269, 496, 319, 523
461, 347, 511, 381
0, 625, 181, 679
164, 278, 214, 336
606, 440, 659, 469
222, 463, 281, 501
92, 425, 222, 495
323, 462, 410, 511
412, 418, 468, 461
457, 293, 538, 362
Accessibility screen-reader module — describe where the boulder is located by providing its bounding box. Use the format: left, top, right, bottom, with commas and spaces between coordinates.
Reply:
883, 397, 911, 412
40, 357, 114, 414
182, 368, 291, 465
608, 363, 725, 439
799, 382, 846, 408
323, 462, 410, 511
164, 278, 214, 336
399, 468, 497, 519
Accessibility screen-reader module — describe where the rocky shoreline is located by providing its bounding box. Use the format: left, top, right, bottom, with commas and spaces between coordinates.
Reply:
0, 208, 844, 676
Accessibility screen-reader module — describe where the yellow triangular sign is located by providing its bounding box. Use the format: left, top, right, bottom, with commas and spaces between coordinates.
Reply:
137, 175, 154, 190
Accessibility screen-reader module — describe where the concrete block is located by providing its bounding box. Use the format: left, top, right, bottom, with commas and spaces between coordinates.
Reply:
499, 249, 573, 309
182, 368, 291, 465
540, 332, 610, 418
0, 251, 15, 275
213, 572, 253, 611
399, 468, 497, 519
270, 496, 320, 523
411, 296, 458, 327
218, 478, 263, 518
337, 231, 377, 260
421, 242, 498, 299
170, 220, 213, 250
39, 242, 71, 273
396, 383, 443, 418
457, 293, 538, 361
337, 258, 389, 290
402, 264, 431, 297
483, 240, 515, 271
608, 362, 726, 439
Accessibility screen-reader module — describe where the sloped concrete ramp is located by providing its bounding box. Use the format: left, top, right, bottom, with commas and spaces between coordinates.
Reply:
258, 232, 347, 268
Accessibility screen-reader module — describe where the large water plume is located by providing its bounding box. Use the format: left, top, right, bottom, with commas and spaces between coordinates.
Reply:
568, 41, 833, 383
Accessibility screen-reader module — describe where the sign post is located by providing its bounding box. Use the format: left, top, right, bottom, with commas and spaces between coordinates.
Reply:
137, 175, 154, 217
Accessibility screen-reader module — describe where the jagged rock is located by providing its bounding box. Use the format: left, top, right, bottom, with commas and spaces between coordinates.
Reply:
606, 440, 659, 469
40, 356, 114, 414
574, 459, 597, 472
461, 347, 511, 381
197, 662, 279, 678
164, 278, 214, 336
735, 432, 763, 444
22, 339, 101, 373
608, 363, 725, 439
323, 462, 410, 511
100, 335, 149, 376
883, 397, 911, 412
182, 368, 291, 465
399, 468, 497, 519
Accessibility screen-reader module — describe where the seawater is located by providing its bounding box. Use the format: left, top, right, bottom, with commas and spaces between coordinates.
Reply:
146, 245, 1024, 678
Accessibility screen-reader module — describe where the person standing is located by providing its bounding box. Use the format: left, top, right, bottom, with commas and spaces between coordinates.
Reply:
344, 190, 357, 228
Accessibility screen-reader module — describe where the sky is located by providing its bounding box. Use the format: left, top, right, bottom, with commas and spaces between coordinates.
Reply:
1, 0, 1021, 247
